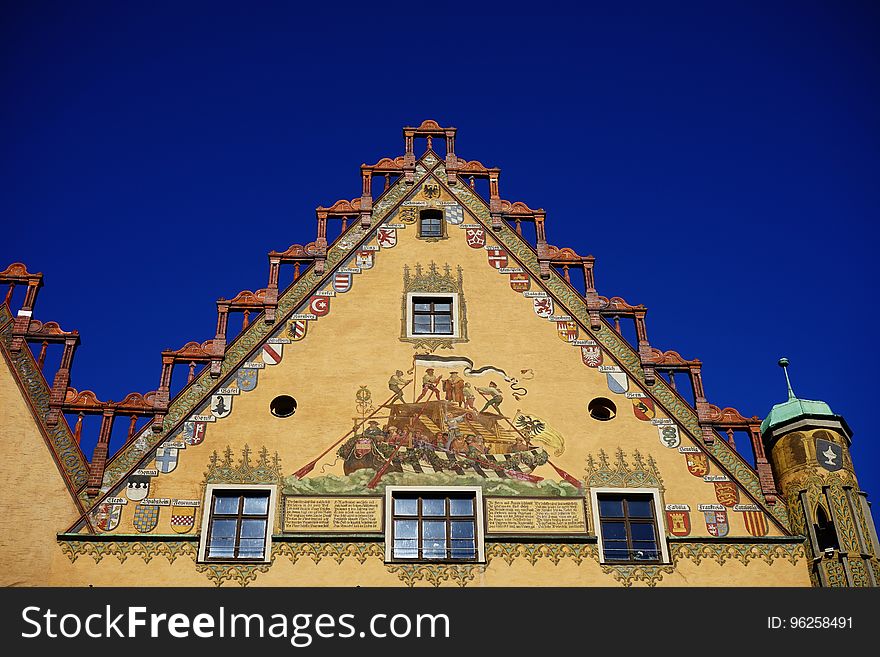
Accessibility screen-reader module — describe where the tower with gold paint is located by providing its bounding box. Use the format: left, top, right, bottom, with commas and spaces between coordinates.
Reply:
762, 358, 880, 586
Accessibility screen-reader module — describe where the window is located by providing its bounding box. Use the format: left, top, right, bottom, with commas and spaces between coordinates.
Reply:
594, 492, 662, 563
198, 485, 276, 562
385, 486, 484, 562
411, 296, 453, 335
418, 209, 444, 238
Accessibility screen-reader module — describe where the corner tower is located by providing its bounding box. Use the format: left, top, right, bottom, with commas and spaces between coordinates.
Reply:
762, 358, 879, 586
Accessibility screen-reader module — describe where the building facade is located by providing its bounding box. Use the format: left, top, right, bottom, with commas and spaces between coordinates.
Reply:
1, 120, 877, 587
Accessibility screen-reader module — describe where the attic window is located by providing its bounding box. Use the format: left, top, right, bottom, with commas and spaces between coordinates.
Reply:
418, 209, 444, 238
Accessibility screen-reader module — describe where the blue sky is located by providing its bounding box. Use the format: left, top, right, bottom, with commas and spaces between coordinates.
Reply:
2, 3, 878, 499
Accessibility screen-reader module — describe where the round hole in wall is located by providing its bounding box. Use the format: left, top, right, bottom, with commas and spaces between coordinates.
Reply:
588, 397, 616, 421
270, 395, 297, 418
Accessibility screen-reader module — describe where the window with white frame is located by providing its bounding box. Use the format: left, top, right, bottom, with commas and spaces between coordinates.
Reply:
198, 484, 277, 562
591, 488, 668, 564
405, 292, 460, 338
385, 486, 484, 562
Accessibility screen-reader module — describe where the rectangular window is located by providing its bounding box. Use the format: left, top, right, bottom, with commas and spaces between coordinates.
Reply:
418, 209, 444, 238
411, 296, 454, 335
596, 493, 661, 563
199, 485, 276, 562
386, 487, 483, 562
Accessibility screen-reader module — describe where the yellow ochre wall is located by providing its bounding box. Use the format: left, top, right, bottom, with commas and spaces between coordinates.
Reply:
1, 164, 812, 586
0, 351, 80, 585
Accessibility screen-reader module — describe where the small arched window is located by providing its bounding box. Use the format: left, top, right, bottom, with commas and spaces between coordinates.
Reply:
814, 505, 839, 552
419, 209, 443, 238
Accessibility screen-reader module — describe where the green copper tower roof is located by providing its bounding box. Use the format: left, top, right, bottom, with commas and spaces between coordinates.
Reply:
761, 358, 835, 435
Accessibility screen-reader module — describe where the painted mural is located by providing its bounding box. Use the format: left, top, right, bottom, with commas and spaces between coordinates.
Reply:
283, 357, 581, 498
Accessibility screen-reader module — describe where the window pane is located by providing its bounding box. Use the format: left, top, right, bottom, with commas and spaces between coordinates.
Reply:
422, 498, 446, 516
213, 494, 240, 515
238, 538, 265, 559
433, 319, 452, 333
433, 303, 451, 311
414, 303, 431, 312
627, 499, 654, 518
449, 498, 473, 516
394, 519, 418, 539
423, 544, 446, 559
630, 523, 656, 542
603, 542, 630, 561
242, 495, 269, 516
598, 498, 624, 518
451, 521, 474, 539
601, 521, 627, 540
451, 539, 476, 559
393, 540, 418, 559
631, 543, 659, 560
207, 537, 235, 559
210, 519, 238, 538
394, 498, 418, 516
422, 520, 447, 539
240, 518, 267, 539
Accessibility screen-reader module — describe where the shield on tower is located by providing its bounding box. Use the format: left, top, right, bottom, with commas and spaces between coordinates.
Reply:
333, 272, 352, 293
182, 420, 206, 446
466, 228, 486, 248
581, 345, 603, 367
704, 510, 729, 537
742, 510, 768, 537
133, 503, 160, 533
236, 368, 258, 392
210, 394, 232, 419
155, 447, 178, 474
356, 251, 374, 269
685, 452, 710, 477
509, 272, 530, 292
557, 321, 578, 342
633, 397, 656, 421
92, 503, 121, 532
126, 474, 151, 501
262, 342, 283, 365
488, 248, 508, 269
714, 481, 739, 507
533, 297, 553, 318
309, 296, 330, 317
816, 437, 843, 472
288, 319, 308, 341
446, 205, 464, 225
377, 228, 397, 248
606, 371, 629, 394
665, 510, 691, 537
170, 505, 197, 534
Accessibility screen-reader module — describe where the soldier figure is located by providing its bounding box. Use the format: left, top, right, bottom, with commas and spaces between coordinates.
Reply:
463, 383, 476, 410
416, 368, 441, 402
388, 369, 409, 403
477, 381, 504, 415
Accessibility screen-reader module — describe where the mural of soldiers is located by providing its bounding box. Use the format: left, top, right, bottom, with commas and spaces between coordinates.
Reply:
415, 368, 441, 402
462, 383, 476, 410
477, 381, 504, 415
443, 371, 465, 405
388, 370, 409, 403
